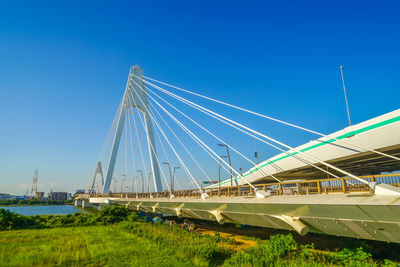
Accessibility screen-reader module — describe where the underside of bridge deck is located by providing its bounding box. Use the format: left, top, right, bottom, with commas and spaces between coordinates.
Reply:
84, 193, 400, 243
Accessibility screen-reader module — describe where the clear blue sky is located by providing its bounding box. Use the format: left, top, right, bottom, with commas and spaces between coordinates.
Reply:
1, 1, 399, 195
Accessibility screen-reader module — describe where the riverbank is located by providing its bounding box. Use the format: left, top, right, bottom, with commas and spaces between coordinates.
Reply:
0, 207, 398, 266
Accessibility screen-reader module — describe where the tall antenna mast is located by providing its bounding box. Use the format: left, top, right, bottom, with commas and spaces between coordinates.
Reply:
30, 169, 38, 197
340, 66, 352, 126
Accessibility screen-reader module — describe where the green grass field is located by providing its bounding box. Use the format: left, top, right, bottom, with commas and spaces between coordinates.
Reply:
0, 223, 232, 267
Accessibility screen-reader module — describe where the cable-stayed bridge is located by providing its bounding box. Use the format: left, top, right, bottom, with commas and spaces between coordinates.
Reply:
76, 65, 400, 243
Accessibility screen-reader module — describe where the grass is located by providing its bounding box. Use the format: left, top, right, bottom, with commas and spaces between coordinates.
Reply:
0, 223, 232, 267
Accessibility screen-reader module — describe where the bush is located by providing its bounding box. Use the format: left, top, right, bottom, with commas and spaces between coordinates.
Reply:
0, 209, 36, 230
95, 206, 130, 224
224, 233, 297, 266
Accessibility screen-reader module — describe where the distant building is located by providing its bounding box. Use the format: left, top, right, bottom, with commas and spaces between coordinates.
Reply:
75, 189, 85, 194
35, 192, 45, 200
49, 192, 68, 201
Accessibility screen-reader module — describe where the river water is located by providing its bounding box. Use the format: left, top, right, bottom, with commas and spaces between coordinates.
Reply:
0, 205, 86, 216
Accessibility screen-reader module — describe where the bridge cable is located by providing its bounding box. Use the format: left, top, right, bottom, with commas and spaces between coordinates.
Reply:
126, 106, 139, 195
143, 75, 400, 163
124, 113, 128, 193
131, 78, 244, 189
144, 85, 226, 186
150, 112, 183, 191
125, 89, 173, 195
139, 76, 370, 186
128, 80, 208, 193
126, 89, 173, 194
127, 83, 199, 193
141, 79, 283, 183
146, 83, 341, 186
146, 100, 215, 188
124, 93, 150, 193
131, 79, 261, 191
137, 77, 342, 181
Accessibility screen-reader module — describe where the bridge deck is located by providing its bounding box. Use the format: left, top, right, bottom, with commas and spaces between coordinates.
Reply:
83, 172, 400, 199
76, 173, 400, 243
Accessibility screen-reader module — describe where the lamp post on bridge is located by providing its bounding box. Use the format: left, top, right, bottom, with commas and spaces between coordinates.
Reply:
218, 143, 233, 188
132, 175, 138, 193
121, 175, 126, 194
137, 170, 144, 193
112, 177, 117, 193
173, 167, 180, 191
147, 172, 152, 194
162, 162, 181, 191
218, 155, 228, 196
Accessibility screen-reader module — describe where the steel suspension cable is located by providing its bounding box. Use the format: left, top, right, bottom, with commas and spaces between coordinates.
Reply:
124, 94, 149, 193
141, 77, 371, 185
126, 89, 172, 194
143, 75, 400, 162
142, 82, 283, 183
126, 106, 138, 195
144, 88, 222, 185
131, 79, 240, 188
130, 79, 260, 190
126, 84, 201, 193
139, 77, 341, 180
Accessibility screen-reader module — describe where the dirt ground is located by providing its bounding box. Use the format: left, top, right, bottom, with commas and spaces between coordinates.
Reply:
195, 227, 257, 250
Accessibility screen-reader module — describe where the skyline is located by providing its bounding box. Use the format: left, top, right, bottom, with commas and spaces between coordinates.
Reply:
1, 1, 400, 195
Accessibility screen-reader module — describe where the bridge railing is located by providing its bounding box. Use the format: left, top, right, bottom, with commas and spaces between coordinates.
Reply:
76, 173, 400, 199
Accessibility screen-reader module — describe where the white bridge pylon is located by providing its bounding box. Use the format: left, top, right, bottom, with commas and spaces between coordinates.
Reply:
102, 66, 162, 194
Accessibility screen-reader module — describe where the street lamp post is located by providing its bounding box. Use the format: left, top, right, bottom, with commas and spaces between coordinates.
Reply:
112, 177, 117, 193
172, 167, 180, 191
121, 175, 126, 193
163, 162, 180, 191
147, 172, 152, 194
218, 143, 233, 187
121, 174, 127, 197
218, 155, 228, 195
137, 170, 144, 193
162, 162, 173, 191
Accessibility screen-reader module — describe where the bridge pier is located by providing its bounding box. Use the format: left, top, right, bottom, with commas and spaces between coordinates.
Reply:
74, 199, 92, 208
210, 210, 227, 225
273, 215, 309, 236
82, 199, 92, 208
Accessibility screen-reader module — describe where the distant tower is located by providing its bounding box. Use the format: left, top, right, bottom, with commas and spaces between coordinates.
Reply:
30, 169, 38, 197
88, 161, 104, 193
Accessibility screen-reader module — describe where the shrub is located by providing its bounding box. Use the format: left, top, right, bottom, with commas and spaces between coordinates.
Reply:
95, 206, 130, 224
0, 209, 36, 230
224, 233, 297, 266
